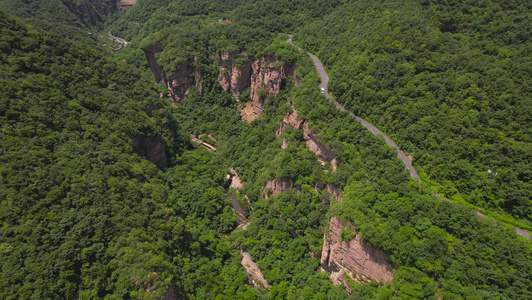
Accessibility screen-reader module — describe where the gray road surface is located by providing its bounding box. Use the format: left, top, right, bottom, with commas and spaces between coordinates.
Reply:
286, 35, 532, 240
287, 35, 420, 181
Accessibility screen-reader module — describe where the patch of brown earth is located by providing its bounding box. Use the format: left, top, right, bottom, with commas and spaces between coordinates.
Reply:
229, 167, 243, 190
241, 102, 257, 122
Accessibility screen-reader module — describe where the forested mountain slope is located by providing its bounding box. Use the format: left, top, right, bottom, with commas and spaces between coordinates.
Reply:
0, 11, 243, 299
294, 0, 532, 223
0, 0, 121, 45
1, 0, 532, 298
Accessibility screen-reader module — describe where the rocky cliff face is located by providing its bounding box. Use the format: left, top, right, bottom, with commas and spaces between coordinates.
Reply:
132, 135, 167, 168
116, 0, 136, 14
131, 104, 169, 168
165, 59, 197, 102
263, 179, 299, 199
142, 45, 203, 102
142, 48, 294, 108
143, 44, 165, 83
62, 0, 117, 26
250, 57, 295, 114
277, 107, 338, 171
321, 217, 394, 290
217, 51, 252, 99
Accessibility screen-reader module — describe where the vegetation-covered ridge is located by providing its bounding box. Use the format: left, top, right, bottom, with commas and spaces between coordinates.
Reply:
0, 11, 243, 299
1, 0, 532, 298
294, 0, 532, 223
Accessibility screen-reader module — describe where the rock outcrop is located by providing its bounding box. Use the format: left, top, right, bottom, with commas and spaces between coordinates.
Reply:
62, 0, 117, 26
143, 44, 165, 83
117, 0, 136, 14
250, 57, 295, 114
262, 179, 300, 199
142, 47, 294, 108
217, 51, 252, 99
277, 107, 338, 171
132, 135, 167, 168
321, 217, 394, 291
165, 59, 197, 102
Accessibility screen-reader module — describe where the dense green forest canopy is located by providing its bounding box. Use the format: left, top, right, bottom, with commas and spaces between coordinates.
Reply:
294, 0, 532, 222
1, 0, 531, 298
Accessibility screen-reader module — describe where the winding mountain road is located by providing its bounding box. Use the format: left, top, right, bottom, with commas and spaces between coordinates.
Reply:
286, 35, 420, 181
286, 35, 532, 240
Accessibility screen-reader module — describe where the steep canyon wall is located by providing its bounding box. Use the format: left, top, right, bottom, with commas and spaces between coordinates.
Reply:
142, 47, 295, 114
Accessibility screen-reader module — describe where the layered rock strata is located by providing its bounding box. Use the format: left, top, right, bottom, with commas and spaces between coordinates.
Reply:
321, 217, 394, 290
142, 47, 295, 112
250, 57, 295, 114
277, 107, 338, 171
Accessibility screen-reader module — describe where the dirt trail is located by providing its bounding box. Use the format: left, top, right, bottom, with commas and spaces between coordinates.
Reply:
286, 35, 419, 181
287, 35, 532, 240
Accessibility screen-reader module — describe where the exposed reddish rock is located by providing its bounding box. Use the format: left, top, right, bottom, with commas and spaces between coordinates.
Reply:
250, 57, 295, 114
218, 68, 231, 92
278, 107, 338, 171
321, 217, 394, 289
231, 61, 252, 98
276, 107, 304, 137
165, 60, 196, 102
143, 48, 294, 106
263, 179, 296, 199
326, 184, 342, 202
217, 51, 252, 99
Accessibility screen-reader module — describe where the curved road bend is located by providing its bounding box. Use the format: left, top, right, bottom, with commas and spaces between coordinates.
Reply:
287, 35, 532, 240
286, 35, 420, 181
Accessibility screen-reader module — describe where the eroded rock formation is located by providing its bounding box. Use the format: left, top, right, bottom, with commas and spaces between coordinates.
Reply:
117, 0, 136, 14
142, 47, 294, 109
132, 135, 167, 168
321, 217, 394, 290
277, 107, 338, 171
250, 57, 295, 114
217, 51, 252, 99
262, 179, 300, 199
63, 0, 117, 26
